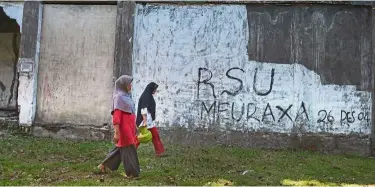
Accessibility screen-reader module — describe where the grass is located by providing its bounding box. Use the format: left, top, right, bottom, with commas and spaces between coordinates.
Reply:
1, 134, 375, 186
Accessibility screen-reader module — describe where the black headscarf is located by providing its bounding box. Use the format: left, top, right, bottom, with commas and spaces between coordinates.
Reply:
136, 82, 159, 126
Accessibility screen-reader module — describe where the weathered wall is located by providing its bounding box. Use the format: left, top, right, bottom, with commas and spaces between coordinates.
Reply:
132, 4, 373, 154
0, 34, 19, 110
9, 2, 372, 155
0, 3, 22, 115
35, 5, 116, 125
17, 1, 41, 126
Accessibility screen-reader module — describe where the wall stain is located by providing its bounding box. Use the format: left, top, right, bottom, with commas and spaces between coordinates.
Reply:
0, 6, 21, 109
0, 81, 5, 92
245, 5, 371, 91
8, 33, 19, 108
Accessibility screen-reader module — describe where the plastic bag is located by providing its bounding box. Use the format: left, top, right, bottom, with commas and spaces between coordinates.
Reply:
137, 126, 152, 143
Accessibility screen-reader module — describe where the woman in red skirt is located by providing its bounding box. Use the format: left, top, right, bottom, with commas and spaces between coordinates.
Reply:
136, 82, 165, 157
98, 75, 140, 178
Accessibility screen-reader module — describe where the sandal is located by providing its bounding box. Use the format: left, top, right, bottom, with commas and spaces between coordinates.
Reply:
126, 175, 141, 180
122, 173, 141, 180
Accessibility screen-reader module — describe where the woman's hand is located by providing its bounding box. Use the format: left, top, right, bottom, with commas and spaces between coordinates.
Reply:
142, 114, 148, 127
113, 124, 120, 144
113, 133, 119, 144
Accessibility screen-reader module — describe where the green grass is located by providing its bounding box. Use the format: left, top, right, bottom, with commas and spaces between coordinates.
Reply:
1, 134, 375, 186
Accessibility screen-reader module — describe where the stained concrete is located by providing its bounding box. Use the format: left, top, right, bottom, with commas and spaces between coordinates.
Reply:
0, 33, 19, 111
0, 6, 21, 112
35, 5, 117, 126
22, 124, 371, 156
245, 4, 372, 91
131, 4, 373, 156
10, 2, 375, 157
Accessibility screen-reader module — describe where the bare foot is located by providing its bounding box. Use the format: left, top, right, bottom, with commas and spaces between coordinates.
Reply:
97, 164, 106, 173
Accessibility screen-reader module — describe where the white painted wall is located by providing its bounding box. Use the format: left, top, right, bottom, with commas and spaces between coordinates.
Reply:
132, 4, 372, 135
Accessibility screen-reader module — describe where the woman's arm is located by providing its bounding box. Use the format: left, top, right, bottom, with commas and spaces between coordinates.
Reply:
113, 124, 120, 142
141, 108, 148, 126
112, 109, 121, 144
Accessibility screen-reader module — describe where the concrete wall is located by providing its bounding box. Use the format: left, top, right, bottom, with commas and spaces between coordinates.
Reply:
12, 2, 374, 155
132, 4, 373, 154
0, 3, 22, 114
0, 34, 19, 110
35, 5, 116, 125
